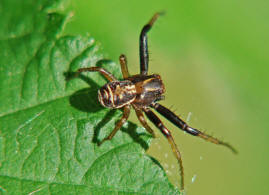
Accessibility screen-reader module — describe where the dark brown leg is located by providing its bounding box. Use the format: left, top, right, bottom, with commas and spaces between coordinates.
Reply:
151, 103, 237, 154
143, 107, 185, 191
139, 12, 163, 75
132, 105, 156, 138
76, 67, 117, 82
119, 54, 130, 79
98, 105, 131, 146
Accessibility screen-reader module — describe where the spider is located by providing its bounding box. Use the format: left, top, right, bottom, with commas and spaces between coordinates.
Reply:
76, 13, 237, 191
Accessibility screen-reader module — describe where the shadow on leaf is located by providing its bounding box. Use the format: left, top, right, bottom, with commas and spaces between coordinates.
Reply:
121, 121, 150, 150
96, 59, 114, 67
92, 111, 150, 151
64, 70, 103, 113
92, 109, 117, 143
64, 62, 151, 151
69, 88, 103, 113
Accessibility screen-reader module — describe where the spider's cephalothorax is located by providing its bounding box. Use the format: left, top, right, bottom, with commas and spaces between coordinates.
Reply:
76, 13, 237, 192
129, 74, 165, 108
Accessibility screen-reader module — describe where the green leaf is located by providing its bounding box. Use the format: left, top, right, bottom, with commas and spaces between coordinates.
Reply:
0, 0, 179, 194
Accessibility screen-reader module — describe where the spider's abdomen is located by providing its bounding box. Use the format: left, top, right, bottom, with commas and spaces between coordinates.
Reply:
98, 80, 136, 108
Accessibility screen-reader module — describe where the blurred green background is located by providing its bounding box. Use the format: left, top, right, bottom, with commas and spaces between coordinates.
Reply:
64, 0, 269, 194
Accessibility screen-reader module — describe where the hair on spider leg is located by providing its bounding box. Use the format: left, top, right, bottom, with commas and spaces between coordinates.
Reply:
147, 49, 153, 55
147, 50, 154, 61
170, 107, 182, 118
168, 105, 174, 110
172, 108, 179, 114
166, 104, 173, 110
164, 105, 177, 114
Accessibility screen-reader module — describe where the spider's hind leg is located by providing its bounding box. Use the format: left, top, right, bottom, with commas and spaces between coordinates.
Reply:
143, 107, 185, 191
151, 103, 238, 154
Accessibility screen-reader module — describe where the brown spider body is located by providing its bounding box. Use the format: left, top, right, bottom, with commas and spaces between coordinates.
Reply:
76, 13, 236, 192
98, 74, 165, 109
98, 80, 136, 108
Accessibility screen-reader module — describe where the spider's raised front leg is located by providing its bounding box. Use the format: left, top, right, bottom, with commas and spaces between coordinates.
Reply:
143, 107, 185, 191
151, 103, 237, 154
139, 12, 163, 75
76, 67, 117, 82
98, 105, 131, 146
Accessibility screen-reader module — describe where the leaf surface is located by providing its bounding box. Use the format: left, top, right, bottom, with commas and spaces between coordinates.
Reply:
0, 0, 179, 194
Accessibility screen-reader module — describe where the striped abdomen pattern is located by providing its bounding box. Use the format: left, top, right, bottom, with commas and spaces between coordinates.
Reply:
98, 80, 136, 108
